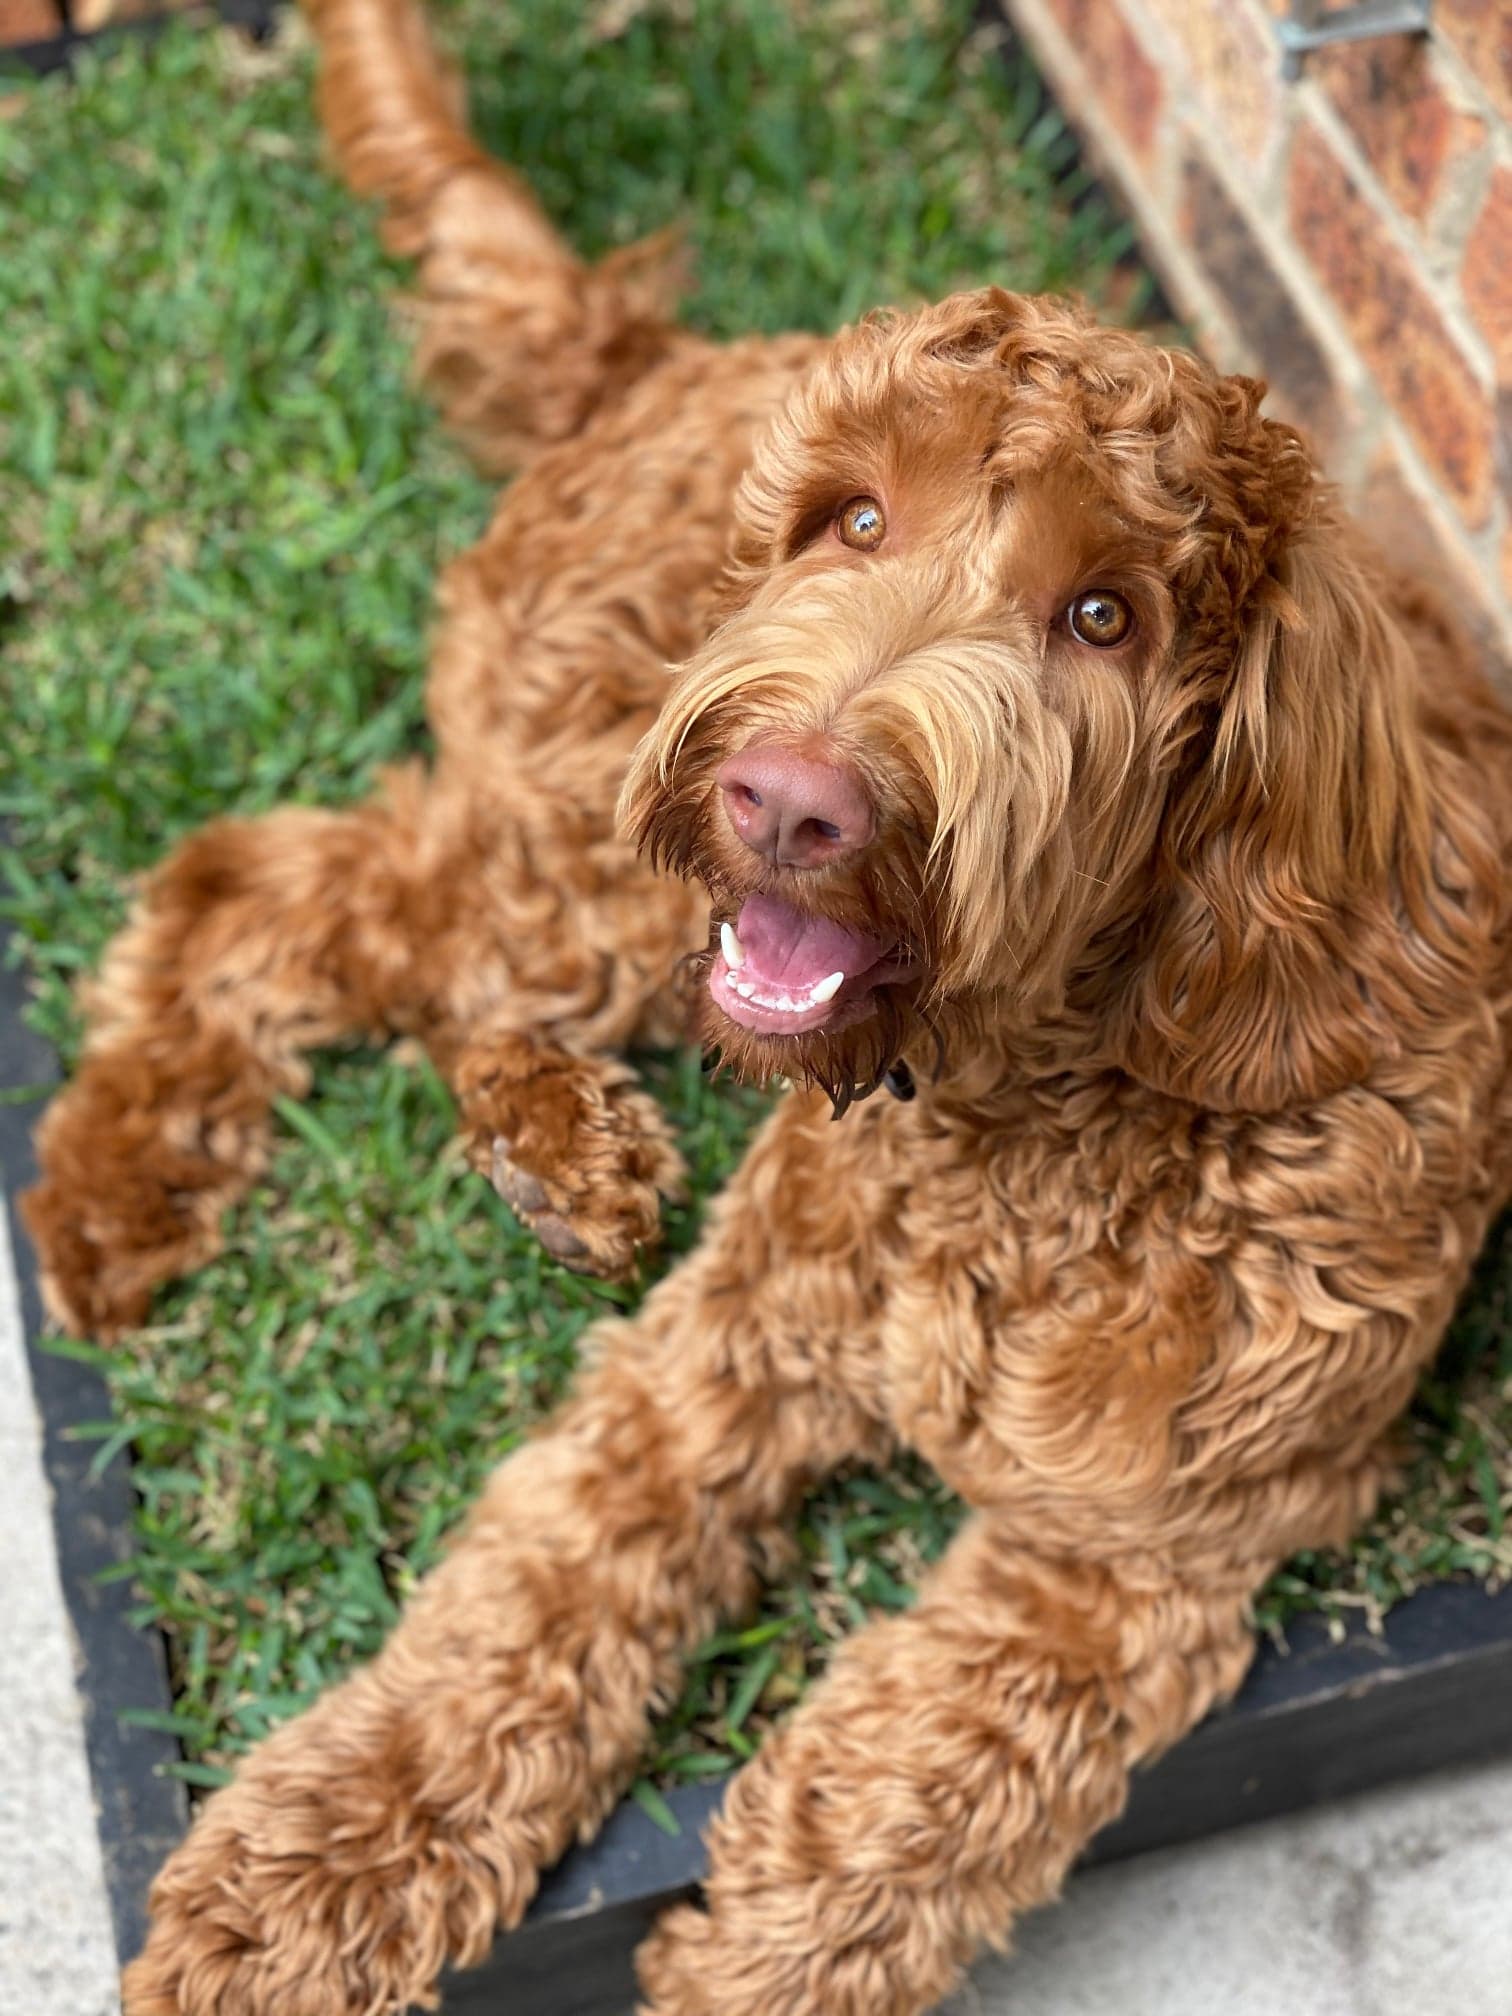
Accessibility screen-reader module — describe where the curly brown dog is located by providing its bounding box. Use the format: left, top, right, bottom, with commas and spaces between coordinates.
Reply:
23, 2, 1512, 2012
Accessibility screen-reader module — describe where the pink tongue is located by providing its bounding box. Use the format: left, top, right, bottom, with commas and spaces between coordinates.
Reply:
735, 894, 888, 988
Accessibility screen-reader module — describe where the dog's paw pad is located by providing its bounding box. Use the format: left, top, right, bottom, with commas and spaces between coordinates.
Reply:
533, 1212, 590, 1263
487, 1140, 632, 1277
490, 1143, 553, 1217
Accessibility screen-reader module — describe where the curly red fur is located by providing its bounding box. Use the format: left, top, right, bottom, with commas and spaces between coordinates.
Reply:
22, 2, 1512, 2010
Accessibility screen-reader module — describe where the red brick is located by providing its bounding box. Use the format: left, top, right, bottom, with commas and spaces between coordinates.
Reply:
1042, 0, 1164, 167
71, 0, 195, 23
1289, 120, 1494, 524
1179, 149, 1353, 456
1313, 38, 1484, 226
1145, 0, 1279, 164
1258, 0, 1357, 15
0, 0, 60, 45
1438, 0, 1512, 123
1463, 167, 1512, 384
1364, 444, 1507, 668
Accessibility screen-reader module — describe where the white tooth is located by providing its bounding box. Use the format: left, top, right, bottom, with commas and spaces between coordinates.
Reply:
720, 921, 745, 969
810, 971, 845, 1004
733, 979, 755, 999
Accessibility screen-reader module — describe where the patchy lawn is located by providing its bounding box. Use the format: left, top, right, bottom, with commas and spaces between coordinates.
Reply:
1, 0, 1506, 1809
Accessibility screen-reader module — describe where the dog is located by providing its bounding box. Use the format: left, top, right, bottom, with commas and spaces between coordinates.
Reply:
24, 1, 1512, 2011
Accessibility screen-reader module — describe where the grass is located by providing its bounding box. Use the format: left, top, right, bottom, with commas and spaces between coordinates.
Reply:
0, 1, 1507, 1805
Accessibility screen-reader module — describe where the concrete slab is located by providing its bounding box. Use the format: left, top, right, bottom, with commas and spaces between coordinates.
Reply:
0, 1201, 120, 2016
962, 1749, 1512, 2016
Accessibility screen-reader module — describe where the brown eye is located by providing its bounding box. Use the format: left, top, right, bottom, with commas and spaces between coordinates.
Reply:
1068, 589, 1133, 648
837, 496, 886, 552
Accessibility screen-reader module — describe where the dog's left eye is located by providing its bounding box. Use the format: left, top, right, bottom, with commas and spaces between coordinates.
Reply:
1067, 590, 1133, 647
837, 497, 887, 552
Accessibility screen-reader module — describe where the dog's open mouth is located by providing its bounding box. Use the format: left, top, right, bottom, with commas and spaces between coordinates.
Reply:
709, 892, 914, 1038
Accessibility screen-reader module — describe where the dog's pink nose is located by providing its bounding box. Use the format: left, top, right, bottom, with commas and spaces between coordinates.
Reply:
717, 744, 874, 869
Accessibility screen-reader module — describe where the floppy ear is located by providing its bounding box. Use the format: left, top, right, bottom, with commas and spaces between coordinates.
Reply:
1110, 495, 1462, 1114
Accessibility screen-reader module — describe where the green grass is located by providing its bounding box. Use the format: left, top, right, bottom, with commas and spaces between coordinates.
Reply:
0, 2, 1506, 1799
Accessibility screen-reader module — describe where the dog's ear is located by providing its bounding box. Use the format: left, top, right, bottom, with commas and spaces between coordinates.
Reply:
1108, 444, 1482, 1114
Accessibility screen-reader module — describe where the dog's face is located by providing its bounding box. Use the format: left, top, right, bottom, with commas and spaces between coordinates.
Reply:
621, 289, 1442, 1111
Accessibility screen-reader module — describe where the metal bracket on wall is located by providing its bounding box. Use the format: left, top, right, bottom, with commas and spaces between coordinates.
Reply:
1276, 0, 1434, 82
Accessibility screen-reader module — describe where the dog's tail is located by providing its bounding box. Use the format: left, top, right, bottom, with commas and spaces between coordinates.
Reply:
300, 0, 683, 469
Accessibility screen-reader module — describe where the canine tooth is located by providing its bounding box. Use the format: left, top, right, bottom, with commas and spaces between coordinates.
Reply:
720, 921, 745, 969
810, 971, 845, 1004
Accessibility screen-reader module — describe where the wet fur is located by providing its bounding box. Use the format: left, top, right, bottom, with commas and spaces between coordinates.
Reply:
24, 2, 1512, 2011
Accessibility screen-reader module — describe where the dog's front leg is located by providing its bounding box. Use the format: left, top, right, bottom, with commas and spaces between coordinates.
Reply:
122, 1098, 887, 2016
637, 1516, 1256, 2016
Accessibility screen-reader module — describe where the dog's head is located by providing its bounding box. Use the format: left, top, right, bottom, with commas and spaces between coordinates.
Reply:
621, 289, 1486, 1112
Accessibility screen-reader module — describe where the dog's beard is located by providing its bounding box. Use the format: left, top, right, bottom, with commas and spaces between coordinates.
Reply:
640, 766, 1090, 1111
687, 945, 932, 1113
664, 827, 941, 1106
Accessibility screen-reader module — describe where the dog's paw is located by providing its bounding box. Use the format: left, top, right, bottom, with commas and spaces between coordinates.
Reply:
483, 1117, 682, 1280
457, 1034, 686, 1282
22, 1171, 205, 1344
123, 1825, 367, 2016
123, 1743, 478, 2016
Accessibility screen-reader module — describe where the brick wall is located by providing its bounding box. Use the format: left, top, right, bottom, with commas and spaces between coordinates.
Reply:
0, 0, 64, 45
1001, 0, 1512, 665
0, 0, 197, 49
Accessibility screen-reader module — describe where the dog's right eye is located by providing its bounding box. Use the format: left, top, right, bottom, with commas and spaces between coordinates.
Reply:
837, 497, 887, 552
1068, 590, 1133, 648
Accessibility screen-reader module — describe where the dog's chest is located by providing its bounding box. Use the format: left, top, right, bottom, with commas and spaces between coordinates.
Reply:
859, 1073, 1488, 1524
865, 1086, 1217, 1500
